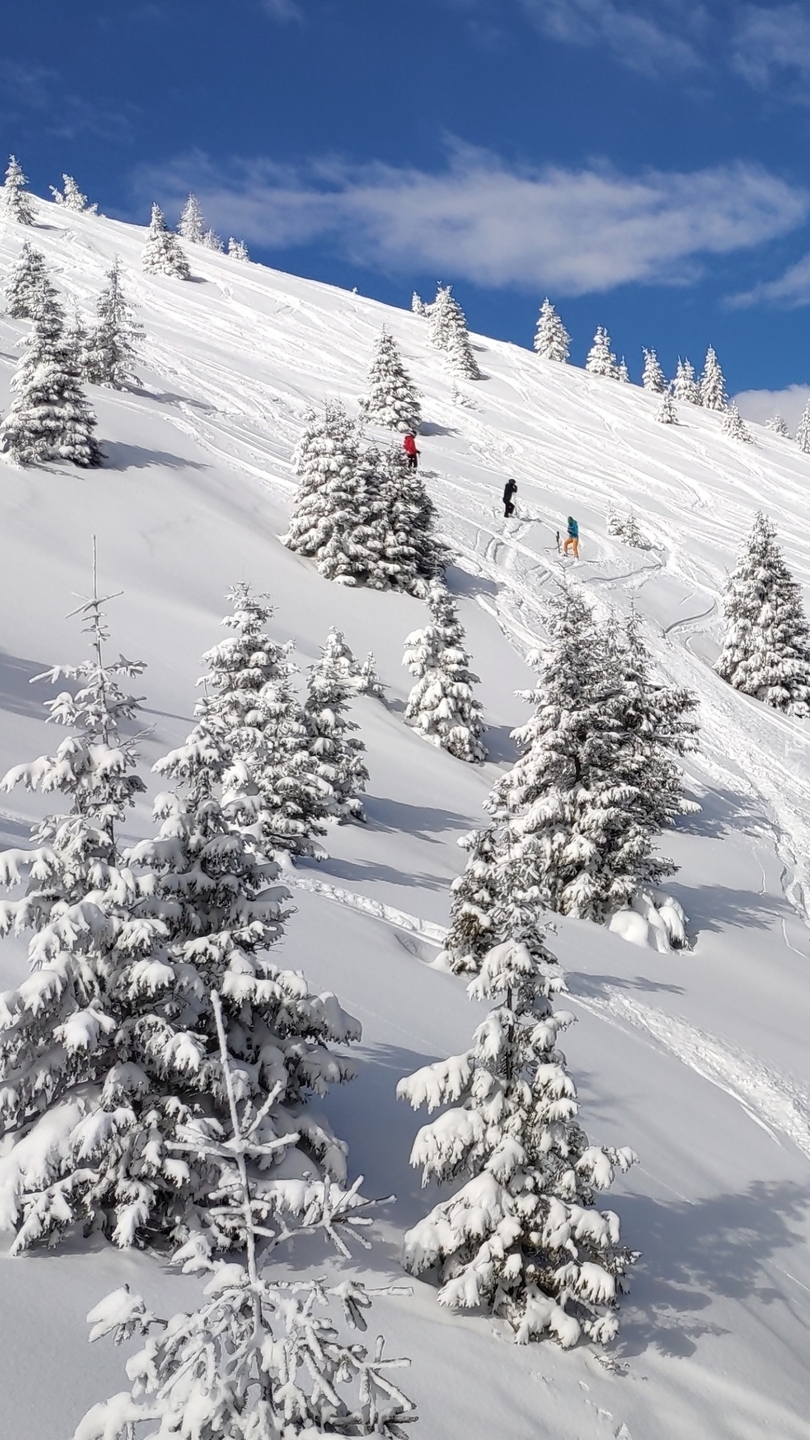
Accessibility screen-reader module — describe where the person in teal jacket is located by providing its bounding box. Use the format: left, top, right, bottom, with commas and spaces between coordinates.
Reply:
563, 515, 580, 559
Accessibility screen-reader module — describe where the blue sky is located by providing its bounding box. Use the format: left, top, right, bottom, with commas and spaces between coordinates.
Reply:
5, 1, 810, 397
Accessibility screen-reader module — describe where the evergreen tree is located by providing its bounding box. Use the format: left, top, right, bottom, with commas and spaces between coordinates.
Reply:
285, 405, 439, 594
767, 413, 790, 438
411, 290, 427, 316
722, 402, 752, 443
0, 578, 361, 1257
356, 651, 385, 699
655, 387, 677, 424
438, 827, 500, 974
73, 994, 416, 1440
49, 174, 97, 213
717, 512, 810, 716
228, 236, 250, 261
0, 279, 103, 468
600, 610, 698, 903
486, 587, 671, 921
84, 258, 143, 389
358, 328, 422, 433
403, 579, 486, 762
398, 938, 637, 1346
796, 403, 810, 453
428, 284, 481, 379
616, 357, 630, 384
66, 302, 93, 379
700, 345, 727, 411
374, 443, 442, 594
585, 327, 618, 378
641, 348, 666, 393
672, 358, 700, 404
194, 585, 330, 858
533, 298, 571, 363
608, 508, 645, 547
2, 155, 34, 225
141, 203, 191, 279
5, 240, 48, 319
304, 629, 369, 822
178, 192, 205, 243
202, 227, 224, 252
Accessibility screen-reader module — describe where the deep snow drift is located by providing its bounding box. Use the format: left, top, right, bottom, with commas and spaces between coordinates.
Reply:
0, 197, 809, 1440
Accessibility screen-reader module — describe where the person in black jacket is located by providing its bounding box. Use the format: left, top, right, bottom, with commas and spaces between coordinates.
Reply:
503, 478, 518, 517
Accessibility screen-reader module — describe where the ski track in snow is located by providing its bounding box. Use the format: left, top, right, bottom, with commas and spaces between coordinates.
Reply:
291, 871, 810, 1165
569, 987, 810, 1161
284, 868, 447, 947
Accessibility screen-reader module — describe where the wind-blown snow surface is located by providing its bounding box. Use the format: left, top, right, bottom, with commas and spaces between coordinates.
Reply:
1, 197, 810, 1440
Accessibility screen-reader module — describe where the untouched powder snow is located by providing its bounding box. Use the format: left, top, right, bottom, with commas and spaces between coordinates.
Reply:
0, 196, 809, 1439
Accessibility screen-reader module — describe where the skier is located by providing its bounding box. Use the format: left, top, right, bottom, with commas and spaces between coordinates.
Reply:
503, 478, 518, 517
403, 432, 419, 470
562, 515, 580, 559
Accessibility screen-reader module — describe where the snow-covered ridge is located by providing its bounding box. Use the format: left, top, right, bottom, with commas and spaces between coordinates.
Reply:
0, 196, 810, 1440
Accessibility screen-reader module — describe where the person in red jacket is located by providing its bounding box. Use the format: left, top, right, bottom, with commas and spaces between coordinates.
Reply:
403, 432, 419, 470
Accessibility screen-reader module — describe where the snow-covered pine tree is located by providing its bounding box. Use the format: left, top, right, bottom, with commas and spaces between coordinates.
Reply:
438, 827, 500, 974
485, 586, 641, 921
722, 402, 752, 443
285, 406, 440, 594
599, 609, 698, 905
672, 358, 700, 404
313, 626, 359, 685
227, 236, 250, 260
403, 579, 486, 762
49, 174, 97, 213
84, 258, 143, 389
5, 240, 48, 319
398, 937, 637, 1346
141, 203, 191, 279
411, 290, 427, 316
767, 413, 790, 438
428, 284, 481, 379
358, 327, 422, 433
796, 402, 810, 453
716, 511, 810, 715
72, 994, 416, 1440
2, 155, 34, 225
616, 357, 630, 383
655, 387, 677, 424
194, 584, 330, 858
178, 192, 206, 243
375, 443, 443, 594
0, 278, 103, 467
304, 630, 369, 823
585, 327, 618, 378
0, 577, 359, 1256
700, 345, 727, 411
66, 303, 93, 380
202, 227, 224, 252
641, 347, 666, 393
0, 569, 150, 1249
283, 402, 370, 584
608, 509, 645, 547
356, 651, 386, 699
533, 298, 571, 363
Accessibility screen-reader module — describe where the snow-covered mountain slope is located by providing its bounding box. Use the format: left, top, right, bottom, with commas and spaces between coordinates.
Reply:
1, 197, 810, 1440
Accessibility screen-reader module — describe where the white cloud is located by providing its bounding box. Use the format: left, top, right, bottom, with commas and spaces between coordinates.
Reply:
731, 4, 810, 91
131, 145, 808, 296
729, 252, 810, 309
735, 383, 810, 431
518, 0, 702, 74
